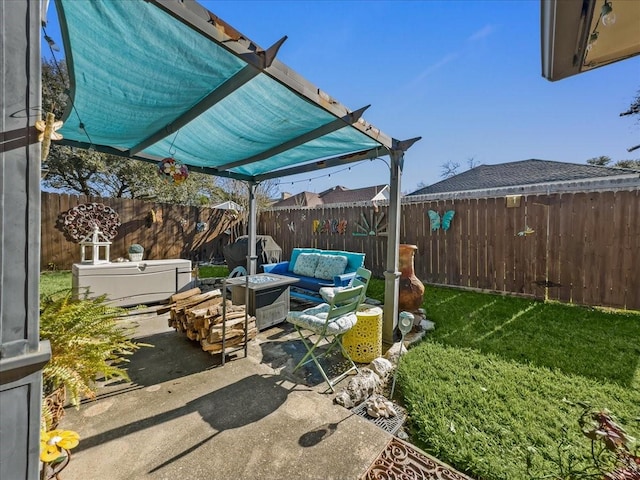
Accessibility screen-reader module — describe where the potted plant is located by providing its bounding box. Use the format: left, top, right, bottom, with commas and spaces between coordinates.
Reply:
128, 243, 144, 261
39, 289, 147, 429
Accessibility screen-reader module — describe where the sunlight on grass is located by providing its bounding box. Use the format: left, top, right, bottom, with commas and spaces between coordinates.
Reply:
393, 283, 640, 479
472, 303, 539, 343
399, 343, 640, 480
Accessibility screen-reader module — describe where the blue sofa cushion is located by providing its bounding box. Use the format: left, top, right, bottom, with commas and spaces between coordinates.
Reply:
289, 248, 364, 275
292, 253, 319, 277
314, 254, 348, 280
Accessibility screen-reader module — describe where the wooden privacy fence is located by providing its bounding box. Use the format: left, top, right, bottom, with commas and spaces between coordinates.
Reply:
41, 192, 242, 271
258, 190, 640, 310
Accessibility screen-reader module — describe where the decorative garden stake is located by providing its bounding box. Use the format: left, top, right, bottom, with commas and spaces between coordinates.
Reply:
398, 244, 425, 316
40, 429, 80, 480
390, 311, 414, 399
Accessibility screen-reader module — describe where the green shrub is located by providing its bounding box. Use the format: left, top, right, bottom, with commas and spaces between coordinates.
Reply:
40, 290, 148, 418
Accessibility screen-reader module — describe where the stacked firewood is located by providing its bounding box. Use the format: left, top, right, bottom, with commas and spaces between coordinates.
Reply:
160, 287, 257, 354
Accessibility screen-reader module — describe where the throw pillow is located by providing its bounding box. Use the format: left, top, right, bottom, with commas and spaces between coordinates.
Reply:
292, 253, 320, 277
314, 254, 348, 280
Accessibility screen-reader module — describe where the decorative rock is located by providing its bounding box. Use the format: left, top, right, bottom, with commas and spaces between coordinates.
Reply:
384, 342, 408, 365
368, 357, 394, 382
421, 319, 435, 331
334, 368, 381, 409
365, 394, 397, 419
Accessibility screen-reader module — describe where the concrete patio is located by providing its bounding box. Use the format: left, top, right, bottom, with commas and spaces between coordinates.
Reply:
56, 301, 473, 480
56, 308, 393, 480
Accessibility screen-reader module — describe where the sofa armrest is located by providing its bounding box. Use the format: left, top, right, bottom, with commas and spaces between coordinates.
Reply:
262, 261, 290, 274
333, 272, 356, 287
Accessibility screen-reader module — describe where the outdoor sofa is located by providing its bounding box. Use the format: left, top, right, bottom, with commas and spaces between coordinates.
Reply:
262, 247, 365, 302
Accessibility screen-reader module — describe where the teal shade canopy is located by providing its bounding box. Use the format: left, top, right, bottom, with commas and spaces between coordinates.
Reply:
55, 0, 392, 181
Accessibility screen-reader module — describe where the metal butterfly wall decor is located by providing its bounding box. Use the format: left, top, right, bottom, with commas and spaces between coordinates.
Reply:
427, 210, 455, 231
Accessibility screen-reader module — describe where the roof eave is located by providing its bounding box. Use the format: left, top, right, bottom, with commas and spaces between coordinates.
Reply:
541, 0, 593, 81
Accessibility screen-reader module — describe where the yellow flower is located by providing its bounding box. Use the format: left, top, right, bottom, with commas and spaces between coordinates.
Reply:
40, 430, 80, 463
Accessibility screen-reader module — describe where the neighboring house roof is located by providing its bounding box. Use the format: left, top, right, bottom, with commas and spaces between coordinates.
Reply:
408, 159, 640, 196
272, 184, 389, 207
212, 200, 243, 211
319, 185, 389, 204
272, 191, 322, 208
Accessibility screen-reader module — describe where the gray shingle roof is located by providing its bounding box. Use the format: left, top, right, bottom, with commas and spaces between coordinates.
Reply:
272, 191, 322, 207
408, 159, 637, 195
272, 184, 388, 207
320, 185, 387, 204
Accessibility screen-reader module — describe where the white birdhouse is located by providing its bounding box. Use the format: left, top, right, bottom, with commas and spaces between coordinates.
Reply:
79, 225, 111, 264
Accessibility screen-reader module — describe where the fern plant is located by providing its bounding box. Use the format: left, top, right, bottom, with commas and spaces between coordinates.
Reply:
40, 290, 146, 412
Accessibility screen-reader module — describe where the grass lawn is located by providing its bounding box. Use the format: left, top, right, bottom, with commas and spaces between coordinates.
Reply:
39, 270, 72, 299
366, 280, 640, 480
197, 264, 229, 278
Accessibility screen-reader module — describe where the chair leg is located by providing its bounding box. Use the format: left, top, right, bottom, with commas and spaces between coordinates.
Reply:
292, 328, 360, 393
293, 328, 324, 372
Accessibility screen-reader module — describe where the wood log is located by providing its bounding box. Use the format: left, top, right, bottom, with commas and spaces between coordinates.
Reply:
174, 289, 221, 309
207, 303, 242, 317
200, 328, 257, 353
208, 320, 256, 343
170, 287, 202, 303
187, 297, 225, 320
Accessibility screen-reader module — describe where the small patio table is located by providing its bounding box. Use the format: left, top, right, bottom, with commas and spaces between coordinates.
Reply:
223, 273, 299, 365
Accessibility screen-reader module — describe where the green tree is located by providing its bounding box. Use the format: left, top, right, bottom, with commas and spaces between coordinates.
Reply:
585, 156, 639, 170
613, 159, 640, 170
586, 156, 612, 166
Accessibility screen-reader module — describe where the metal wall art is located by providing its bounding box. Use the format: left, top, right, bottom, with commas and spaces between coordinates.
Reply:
352, 211, 387, 236
63, 203, 120, 242
427, 209, 455, 231
312, 219, 348, 234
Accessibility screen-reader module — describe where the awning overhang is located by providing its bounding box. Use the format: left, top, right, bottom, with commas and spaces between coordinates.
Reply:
54, 0, 408, 181
541, 0, 640, 81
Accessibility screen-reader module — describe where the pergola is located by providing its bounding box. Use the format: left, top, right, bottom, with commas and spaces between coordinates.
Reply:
53, 0, 420, 344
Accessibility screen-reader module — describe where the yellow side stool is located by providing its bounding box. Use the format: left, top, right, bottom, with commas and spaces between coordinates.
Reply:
343, 305, 383, 363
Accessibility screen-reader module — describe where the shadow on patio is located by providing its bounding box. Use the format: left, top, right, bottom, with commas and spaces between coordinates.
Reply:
57, 311, 392, 480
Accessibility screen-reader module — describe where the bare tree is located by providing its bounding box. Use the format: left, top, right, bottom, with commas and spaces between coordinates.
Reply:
621, 89, 640, 153
467, 156, 480, 170
216, 178, 280, 234
440, 160, 460, 178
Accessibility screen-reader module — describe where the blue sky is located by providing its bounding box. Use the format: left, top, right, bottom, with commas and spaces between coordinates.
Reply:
43, 0, 640, 195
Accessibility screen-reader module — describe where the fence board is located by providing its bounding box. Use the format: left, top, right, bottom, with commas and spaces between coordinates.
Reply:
493, 197, 506, 292
40, 193, 241, 270
625, 190, 640, 309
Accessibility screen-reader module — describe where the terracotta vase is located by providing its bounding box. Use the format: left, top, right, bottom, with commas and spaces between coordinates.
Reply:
398, 244, 425, 314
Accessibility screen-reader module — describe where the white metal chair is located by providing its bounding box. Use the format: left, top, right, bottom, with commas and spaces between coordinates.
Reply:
286, 285, 364, 392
